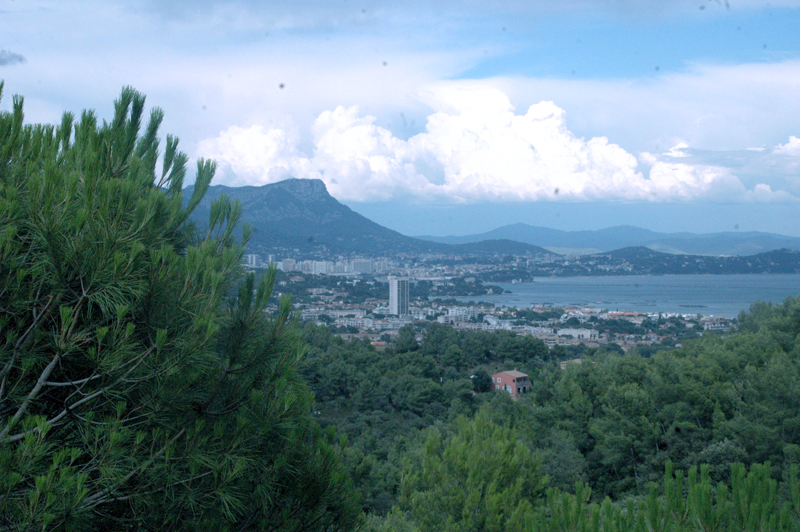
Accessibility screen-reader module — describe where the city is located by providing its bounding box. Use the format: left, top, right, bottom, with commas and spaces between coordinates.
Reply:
244, 253, 736, 353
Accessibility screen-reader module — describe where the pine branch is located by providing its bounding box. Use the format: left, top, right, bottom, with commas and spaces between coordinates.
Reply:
0, 352, 61, 440
0, 294, 57, 389
79, 428, 187, 509
3, 342, 157, 442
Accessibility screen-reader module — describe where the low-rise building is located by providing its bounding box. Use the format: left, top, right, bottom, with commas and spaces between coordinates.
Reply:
335, 318, 374, 328
447, 306, 480, 321
533, 332, 558, 347
557, 328, 598, 340
492, 370, 530, 399
702, 318, 732, 332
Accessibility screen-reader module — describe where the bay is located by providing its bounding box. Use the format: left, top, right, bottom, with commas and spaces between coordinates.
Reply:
456, 274, 800, 318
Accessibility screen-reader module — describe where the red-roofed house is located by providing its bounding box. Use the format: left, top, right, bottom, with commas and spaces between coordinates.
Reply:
492, 369, 530, 399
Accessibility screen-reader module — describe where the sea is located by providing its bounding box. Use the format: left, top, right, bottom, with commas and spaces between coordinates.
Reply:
455, 274, 800, 318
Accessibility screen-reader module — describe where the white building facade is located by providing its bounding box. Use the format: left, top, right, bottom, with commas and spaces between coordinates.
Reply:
389, 277, 409, 316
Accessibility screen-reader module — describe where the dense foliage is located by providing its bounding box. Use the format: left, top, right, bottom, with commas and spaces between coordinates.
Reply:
397, 407, 548, 532
300, 295, 800, 529
371, 460, 800, 532
0, 85, 361, 531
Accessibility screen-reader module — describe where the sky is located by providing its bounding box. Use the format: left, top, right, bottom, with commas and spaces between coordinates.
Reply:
2, 0, 800, 236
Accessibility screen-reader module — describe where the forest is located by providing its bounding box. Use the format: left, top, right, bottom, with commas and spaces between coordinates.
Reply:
2, 85, 800, 531
298, 298, 800, 530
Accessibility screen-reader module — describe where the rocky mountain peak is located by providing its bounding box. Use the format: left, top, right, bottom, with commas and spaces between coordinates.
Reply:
270, 178, 331, 203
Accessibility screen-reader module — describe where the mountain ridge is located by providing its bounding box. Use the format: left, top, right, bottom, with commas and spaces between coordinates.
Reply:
415, 222, 800, 256
185, 179, 554, 257
186, 179, 800, 260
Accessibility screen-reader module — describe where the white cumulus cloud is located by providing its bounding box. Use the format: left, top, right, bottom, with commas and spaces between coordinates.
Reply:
197, 125, 311, 185
309, 106, 434, 200
406, 88, 645, 201
775, 136, 800, 156
197, 85, 796, 204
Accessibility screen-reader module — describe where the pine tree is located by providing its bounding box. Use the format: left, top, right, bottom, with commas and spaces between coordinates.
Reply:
0, 83, 362, 531
398, 406, 547, 532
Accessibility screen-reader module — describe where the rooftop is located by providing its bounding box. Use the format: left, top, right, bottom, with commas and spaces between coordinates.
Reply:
497, 370, 528, 379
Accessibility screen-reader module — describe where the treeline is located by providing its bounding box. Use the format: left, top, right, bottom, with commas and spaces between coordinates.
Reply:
299, 296, 800, 529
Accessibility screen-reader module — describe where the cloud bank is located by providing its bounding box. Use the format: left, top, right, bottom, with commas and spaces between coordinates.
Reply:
198, 85, 797, 204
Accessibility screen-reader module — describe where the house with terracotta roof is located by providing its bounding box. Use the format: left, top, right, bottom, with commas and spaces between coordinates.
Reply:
492, 369, 529, 399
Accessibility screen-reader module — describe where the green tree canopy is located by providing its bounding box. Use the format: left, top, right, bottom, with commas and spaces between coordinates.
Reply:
398, 406, 547, 532
0, 83, 361, 531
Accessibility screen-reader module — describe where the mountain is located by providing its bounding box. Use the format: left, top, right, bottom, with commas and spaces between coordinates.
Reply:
186, 179, 553, 257
416, 223, 800, 256
187, 179, 428, 255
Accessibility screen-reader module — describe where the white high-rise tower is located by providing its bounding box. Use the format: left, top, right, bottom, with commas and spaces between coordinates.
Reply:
389, 277, 409, 316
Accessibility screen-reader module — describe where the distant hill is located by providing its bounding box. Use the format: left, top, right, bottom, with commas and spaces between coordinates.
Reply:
416, 223, 800, 256
185, 179, 555, 258
598, 247, 800, 275
602, 246, 669, 261
417, 224, 663, 250
645, 234, 800, 256
450, 239, 552, 256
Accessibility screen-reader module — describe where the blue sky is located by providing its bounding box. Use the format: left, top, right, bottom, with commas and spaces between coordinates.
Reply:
2, 0, 800, 236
